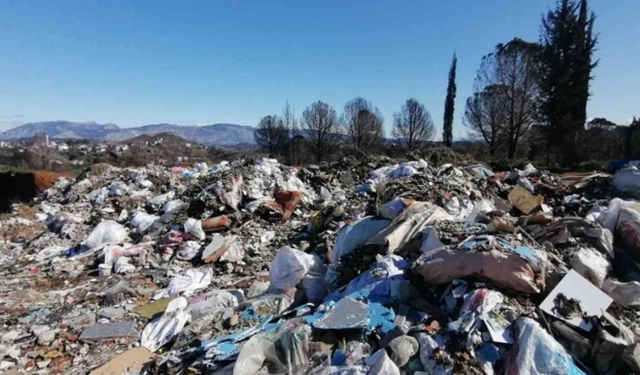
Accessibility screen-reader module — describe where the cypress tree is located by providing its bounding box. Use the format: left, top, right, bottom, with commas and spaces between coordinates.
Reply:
442, 53, 457, 148
538, 0, 597, 165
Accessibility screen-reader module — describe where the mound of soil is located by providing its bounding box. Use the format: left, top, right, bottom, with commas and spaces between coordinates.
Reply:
0, 171, 71, 211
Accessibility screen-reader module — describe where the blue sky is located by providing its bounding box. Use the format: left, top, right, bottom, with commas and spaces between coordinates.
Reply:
1, 0, 638, 139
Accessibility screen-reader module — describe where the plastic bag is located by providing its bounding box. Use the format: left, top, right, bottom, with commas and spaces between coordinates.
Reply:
84, 220, 128, 249
569, 247, 611, 288
465, 164, 495, 179
522, 163, 537, 176
35, 245, 67, 262
366, 349, 401, 375
443, 197, 475, 221
618, 207, 640, 258
269, 246, 316, 290
150, 191, 175, 206
188, 289, 242, 320
184, 218, 206, 241
582, 226, 615, 258
233, 334, 285, 375
464, 199, 495, 224
130, 211, 159, 233
505, 318, 585, 375
280, 324, 312, 374
388, 335, 419, 367
416, 333, 451, 375
247, 281, 270, 298
177, 241, 202, 261
300, 257, 329, 303
232, 320, 311, 375
345, 341, 371, 366
602, 279, 640, 308
594, 198, 640, 233
332, 217, 391, 264
163, 199, 185, 215
113, 256, 136, 274
142, 297, 190, 352
614, 167, 640, 196
153, 268, 213, 300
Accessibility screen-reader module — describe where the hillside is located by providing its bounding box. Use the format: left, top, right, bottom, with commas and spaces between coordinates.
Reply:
0, 121, 256, 146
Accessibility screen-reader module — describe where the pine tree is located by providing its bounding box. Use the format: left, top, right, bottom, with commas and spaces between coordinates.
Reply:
442, 53, 457, 148
538, 0, 597, 165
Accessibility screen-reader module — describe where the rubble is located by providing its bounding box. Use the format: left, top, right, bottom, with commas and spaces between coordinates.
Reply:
3, 155, 640, 374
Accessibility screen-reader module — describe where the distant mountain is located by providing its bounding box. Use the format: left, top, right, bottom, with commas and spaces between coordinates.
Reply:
0, 121, 256, 146
0, 121, 120, 140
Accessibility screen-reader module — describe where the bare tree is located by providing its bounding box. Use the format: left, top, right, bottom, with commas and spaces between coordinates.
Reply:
282, 101, 301, 164
464, 84, 508, 156
254, 115, 289, 158
282, 100, 298, 133
470, 38, 540, 158
301, 101, 340, 163
392, 98, 435, 151
341, 97, 385, 155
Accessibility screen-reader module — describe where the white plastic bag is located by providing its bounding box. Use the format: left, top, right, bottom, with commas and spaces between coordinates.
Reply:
617, 207, 640, 256
184, 218, 206, 240
130, 211, 159, 233
35, 245, 67, 262
569, 247, 611, 288
153, 268, 213, 300
84, 220, 127, 249
163, 199, 185, 215
614, 167, 640, 196
150, 191, 175, 206
602, 279, 640, 309
366, 349, 401, 375
141, 297, 190, 352
269, 246, 316, 291
247, 281, 270, 298
177, 241, 201, 261
388, 335, 419, 367
300, 256, 329, 303
188, 289, 242, 320
595, 198, 640, 233
113, 256, 136, 274
465, 199, 495, 224
233, 334, 285, 375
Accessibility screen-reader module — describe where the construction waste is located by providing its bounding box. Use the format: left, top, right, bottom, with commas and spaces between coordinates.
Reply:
2, 156, 640, 374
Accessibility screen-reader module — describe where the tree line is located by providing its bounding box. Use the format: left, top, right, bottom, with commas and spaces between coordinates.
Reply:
256, 0, 639, 167
254, 97, 444, 164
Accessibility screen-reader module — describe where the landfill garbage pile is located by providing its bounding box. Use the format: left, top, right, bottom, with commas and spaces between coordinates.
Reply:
2, 157, 640, 375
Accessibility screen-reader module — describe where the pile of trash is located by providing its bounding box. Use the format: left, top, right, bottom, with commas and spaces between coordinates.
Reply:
2, 157, 640, 375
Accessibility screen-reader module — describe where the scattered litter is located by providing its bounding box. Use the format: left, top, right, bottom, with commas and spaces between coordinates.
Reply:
2, 156, 640, 374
